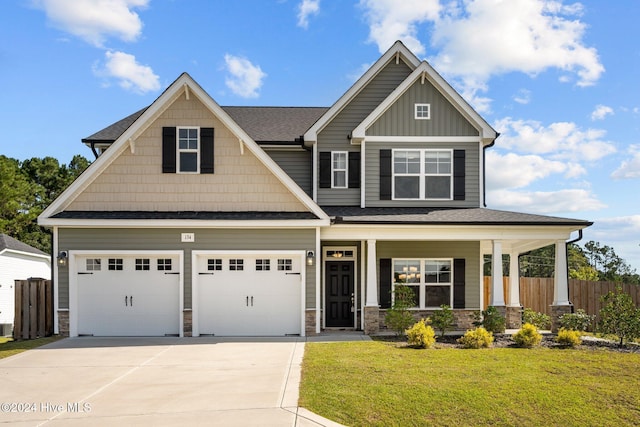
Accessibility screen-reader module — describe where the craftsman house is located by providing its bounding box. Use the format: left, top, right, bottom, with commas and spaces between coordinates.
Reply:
39, 41, 591, 337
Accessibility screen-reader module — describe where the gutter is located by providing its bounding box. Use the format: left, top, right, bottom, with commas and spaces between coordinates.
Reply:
482, 134, 498, 207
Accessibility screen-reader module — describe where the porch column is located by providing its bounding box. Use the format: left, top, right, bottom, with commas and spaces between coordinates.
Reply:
551, 240, 572, 332
506, 251, 522, 328
364, 239, 379, 334
490, 240, 505, 307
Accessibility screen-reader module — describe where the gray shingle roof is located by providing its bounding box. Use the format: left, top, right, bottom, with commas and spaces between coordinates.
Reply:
82, 106, 328, 144
51, 211, 319, 220
0, 234, 47, 256
323, 207, 592, 226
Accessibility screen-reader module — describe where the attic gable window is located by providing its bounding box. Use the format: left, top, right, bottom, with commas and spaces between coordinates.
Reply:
178, 127, 199, 173
415, 103, 431, 120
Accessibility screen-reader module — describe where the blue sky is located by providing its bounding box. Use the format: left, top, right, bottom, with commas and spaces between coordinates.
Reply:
1, 0, 639, 270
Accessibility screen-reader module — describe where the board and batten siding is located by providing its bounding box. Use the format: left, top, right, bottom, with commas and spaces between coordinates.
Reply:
366, 78, 479, 137
67, 95, 307, 212
365, 140, 481, 207
317, 60, 413, 206
57, 228, 317, 310
377, 241, 481, 309
265, 149, 312, 197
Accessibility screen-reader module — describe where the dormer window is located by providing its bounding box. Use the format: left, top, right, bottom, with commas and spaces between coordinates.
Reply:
178, 127, 199, 173
415, 103, 431, 120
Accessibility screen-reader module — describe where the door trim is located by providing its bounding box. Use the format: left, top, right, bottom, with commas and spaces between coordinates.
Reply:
68, 250, 184, 338
322, 246, 358, 329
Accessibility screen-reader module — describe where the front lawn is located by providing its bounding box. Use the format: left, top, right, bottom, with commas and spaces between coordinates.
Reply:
300, 341, 640, 426
0, 336, 61, 359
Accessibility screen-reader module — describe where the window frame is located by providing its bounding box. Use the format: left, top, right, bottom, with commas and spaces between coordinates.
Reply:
392, 149, 453, 200
414, 103, 431, 120
392, 258, 453, 309
331, 151, 348, 189
177, 126, 200, 174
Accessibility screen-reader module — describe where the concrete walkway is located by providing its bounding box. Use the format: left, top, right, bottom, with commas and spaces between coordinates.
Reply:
0, 335, 364, 426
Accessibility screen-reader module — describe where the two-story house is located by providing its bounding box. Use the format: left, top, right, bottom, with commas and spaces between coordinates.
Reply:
39, 41, 591, 337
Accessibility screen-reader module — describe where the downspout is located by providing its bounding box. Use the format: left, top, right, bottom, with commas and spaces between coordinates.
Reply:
90, 142, 100, 159
482, 134, 498, 207
565, 229, 584, 312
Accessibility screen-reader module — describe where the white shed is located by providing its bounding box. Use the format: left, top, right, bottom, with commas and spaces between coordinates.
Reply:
0, 234, 51, 336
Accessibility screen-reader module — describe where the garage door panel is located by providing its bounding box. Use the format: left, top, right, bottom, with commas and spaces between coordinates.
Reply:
196, 254, 302, 336
76, 255, 180, 336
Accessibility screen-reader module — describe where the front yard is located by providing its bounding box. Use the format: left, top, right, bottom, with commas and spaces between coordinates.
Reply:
300, 340, 640, 426
0, 336, 61, 359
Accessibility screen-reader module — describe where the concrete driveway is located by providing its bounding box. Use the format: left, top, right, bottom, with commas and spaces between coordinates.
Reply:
0, 337, 342, 426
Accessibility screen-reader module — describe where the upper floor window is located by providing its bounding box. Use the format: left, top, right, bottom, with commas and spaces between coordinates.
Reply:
415, 103, 431, 120
178, 127, 199, 173
332, 152, 348, 188
393, 149, 452, 200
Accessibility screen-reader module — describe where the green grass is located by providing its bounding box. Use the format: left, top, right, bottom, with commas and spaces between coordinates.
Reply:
0, 336, 61, 359
300, 341, 640, 426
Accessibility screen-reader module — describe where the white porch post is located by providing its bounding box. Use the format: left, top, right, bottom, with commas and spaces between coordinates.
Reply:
553, 240, 570, 306
490, 240, 505, 306
365, 239, 378, 306
507, 252, 521, 307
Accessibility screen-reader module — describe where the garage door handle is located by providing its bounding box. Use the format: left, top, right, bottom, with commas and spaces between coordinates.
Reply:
164, 272, 180, 275
130, 295, 133, 307
199, 272, 214, 275
78, 272, 93, 275
251, 296, 254, 306
246, 296, 249, 307
125, 295, 128, 306
285, 272, 301, 275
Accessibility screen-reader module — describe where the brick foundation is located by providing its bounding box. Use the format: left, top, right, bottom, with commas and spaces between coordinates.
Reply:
183, 310, 192, 337
58, 311, 69, 337
550, 304, 573, 333
506, 305, 523, 329
364, 306, 380, 334
305, 309, 317, 336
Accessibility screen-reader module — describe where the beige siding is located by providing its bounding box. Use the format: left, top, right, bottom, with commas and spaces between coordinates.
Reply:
317, 60, 413, 206
68, 95, 307, 212
57, 228, 317, 310
365, 141, 481, 208
367, 79, 479, 137
377, 241, 481, 309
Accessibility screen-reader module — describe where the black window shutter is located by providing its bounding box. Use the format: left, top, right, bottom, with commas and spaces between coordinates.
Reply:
453, 258, 466, 309
319, 152, 331, 188
200, 127, 214, 174
162, 127, 176, 173
379, 149, 392, 200
348, 151, 360, 189
379, 258, 392, 309
453, 149, 465, 200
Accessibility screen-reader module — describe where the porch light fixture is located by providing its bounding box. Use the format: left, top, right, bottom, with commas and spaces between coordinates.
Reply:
57, 251, 68, 267
306, 250, 315, 266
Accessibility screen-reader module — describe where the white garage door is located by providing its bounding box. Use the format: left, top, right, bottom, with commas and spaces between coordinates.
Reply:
195, 253, 303, 336
76, 254, 181, 336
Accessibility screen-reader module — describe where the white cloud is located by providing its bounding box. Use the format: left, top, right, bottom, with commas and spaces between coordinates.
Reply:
359, 0, 440, 56
587, 216, 640, 270
94, 50, 160, 94
487, 188, 606, 214
430, 0, 604, 111
297, 0, 320, 29
224, 54, 267, 98
494, 117, 617, 161
33, 0, 148, 47
590, 104, 614, 121
486, 151, 579, 190
513, 89, 531, 105
611, 144, 640, 179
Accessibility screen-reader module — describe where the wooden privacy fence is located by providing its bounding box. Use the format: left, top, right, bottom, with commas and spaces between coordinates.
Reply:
14, 278, 53, 340
484, 277, 640, 319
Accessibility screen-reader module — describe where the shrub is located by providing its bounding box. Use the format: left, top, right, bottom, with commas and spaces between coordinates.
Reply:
473, 306, 506, 334
555, 328, 582, 348
523, 308, 552, 330
513, 323, 542, 348
384, 285, 416, 336
457, 327, 494, 349
559, 309, 595, 332
406, 319, 436, 349
599, 286, 640, 347
431, 304, 455, 337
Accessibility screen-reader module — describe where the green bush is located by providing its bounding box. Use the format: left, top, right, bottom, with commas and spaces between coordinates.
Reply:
406, 319, 436, 349
473, 306, 506, 333
384, 285, 416, 336
457, 327, 494, 349
555, 328, 582, 347
523, 308, 552, 330
513, 323, 542, 348
431, 304, 455, 337
559, 309, 595, 332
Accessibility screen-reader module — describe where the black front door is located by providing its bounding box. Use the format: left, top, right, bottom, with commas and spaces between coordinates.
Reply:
325, 261, 355, 327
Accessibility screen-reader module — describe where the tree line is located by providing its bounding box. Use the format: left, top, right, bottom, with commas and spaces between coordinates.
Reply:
0, 154, 90, 253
